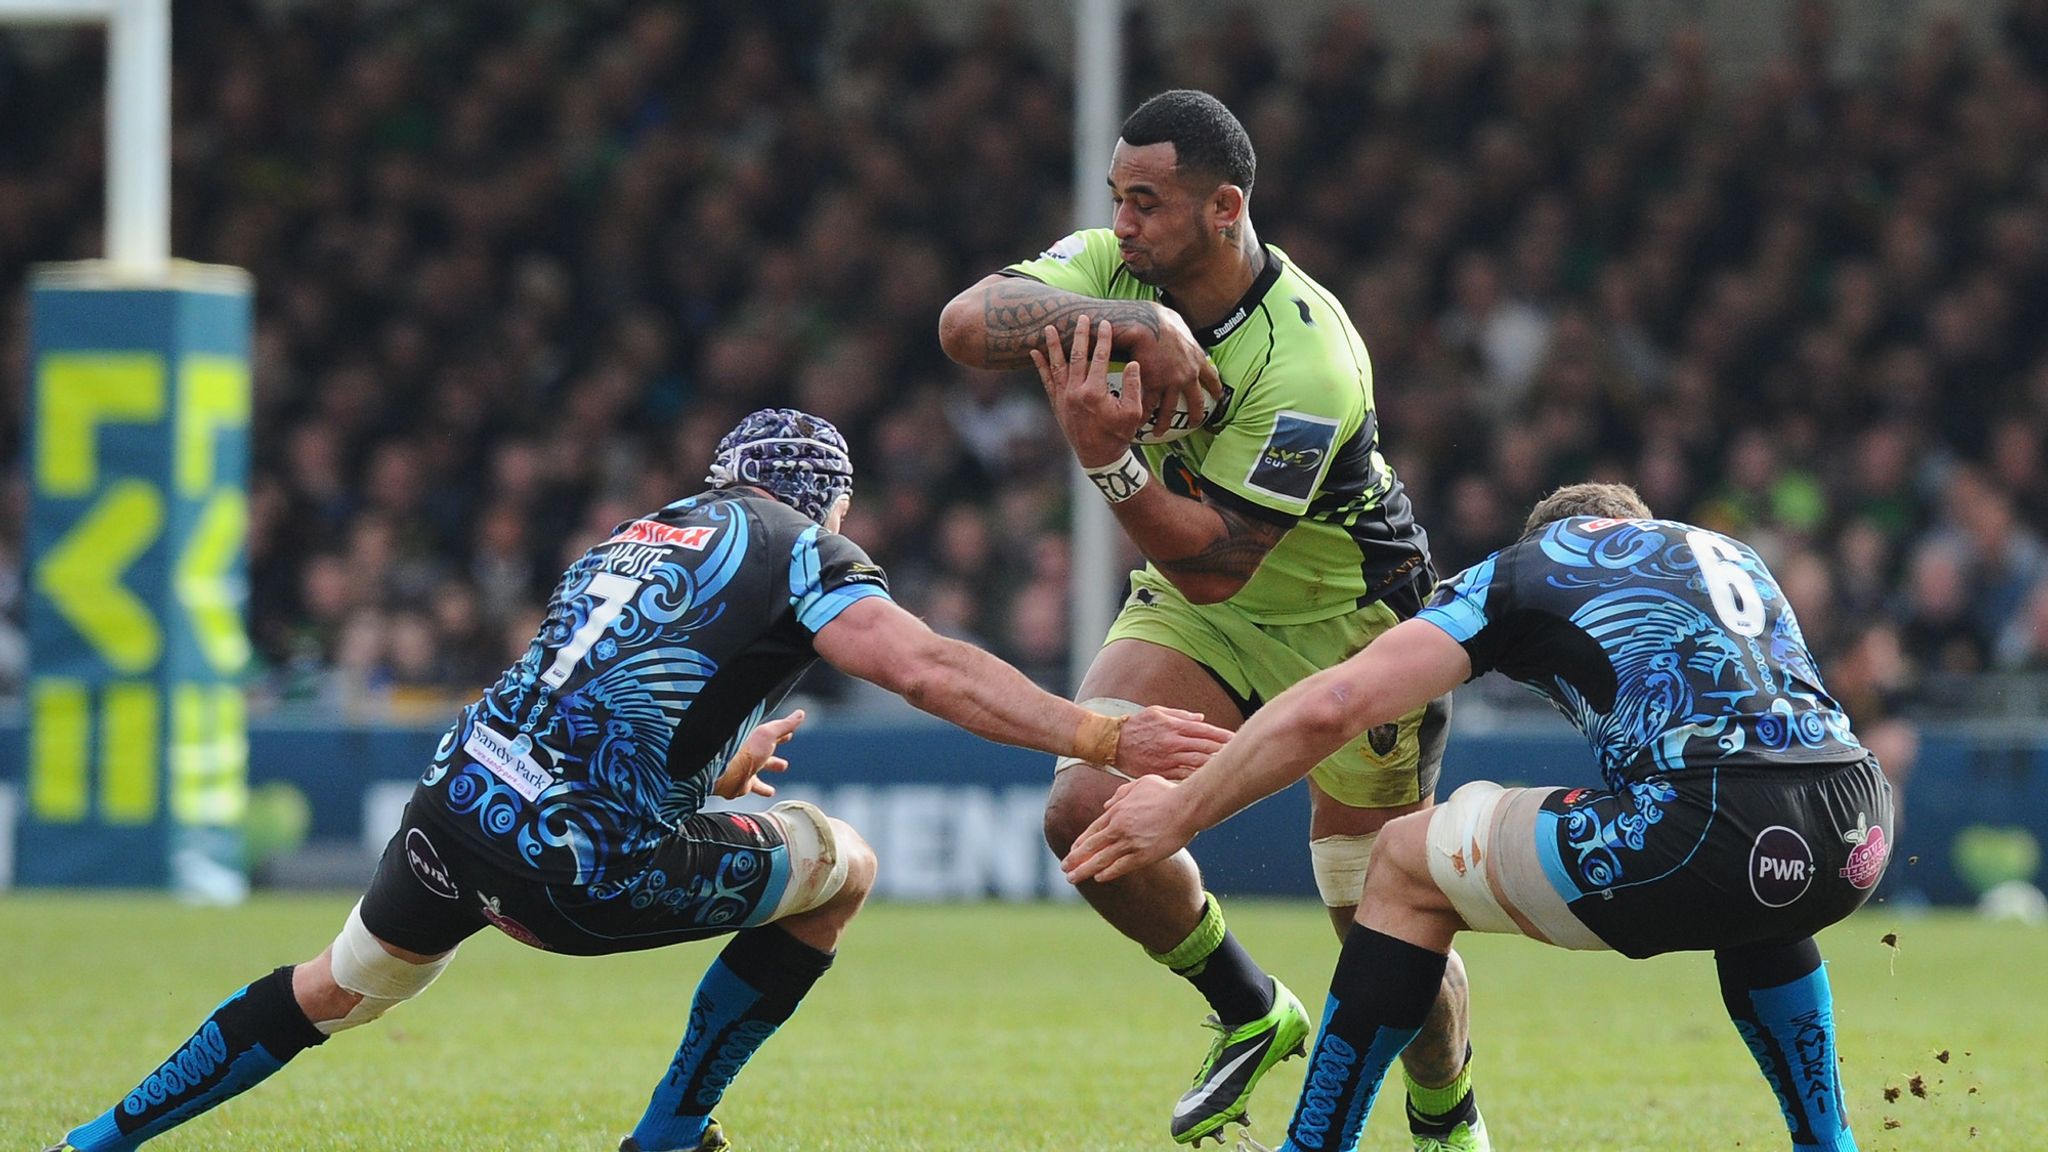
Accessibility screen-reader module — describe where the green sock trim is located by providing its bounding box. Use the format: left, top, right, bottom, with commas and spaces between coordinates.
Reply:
1404, 1055, 1474, 1116
1148, 892, 1226, 973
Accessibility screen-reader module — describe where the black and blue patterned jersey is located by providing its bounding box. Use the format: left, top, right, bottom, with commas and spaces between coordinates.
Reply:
417, 490, 890, 887
1417, 517, 1863, 790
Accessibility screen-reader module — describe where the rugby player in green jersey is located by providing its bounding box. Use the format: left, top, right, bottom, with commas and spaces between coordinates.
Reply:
940, 91, 1489, 1150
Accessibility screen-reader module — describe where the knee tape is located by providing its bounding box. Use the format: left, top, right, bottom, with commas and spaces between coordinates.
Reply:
1310, 832, 1378, 907
766, 800, 851, 922
1052, 697, 1143, 780
321, 901, 455, 1034
1424, 782, 1521, 936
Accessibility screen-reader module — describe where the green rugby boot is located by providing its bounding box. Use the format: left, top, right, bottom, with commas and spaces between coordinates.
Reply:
619, 1118, 730, 1152
1413, 1112, 1491, 1151
1170, 979, 1312, 1146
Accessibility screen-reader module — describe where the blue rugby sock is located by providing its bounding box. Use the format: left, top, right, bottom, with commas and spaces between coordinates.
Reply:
1281, 924, 1446, 1152
630, 927, 834, 1151
65, 966, 327, 1152
1718, 939, 1858, 1152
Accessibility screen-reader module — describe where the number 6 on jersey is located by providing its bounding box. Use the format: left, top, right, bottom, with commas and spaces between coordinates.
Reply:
1686, 530, 1766, 637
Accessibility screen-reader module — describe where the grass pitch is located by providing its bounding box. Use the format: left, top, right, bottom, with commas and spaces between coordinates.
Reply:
1, 895, 2041, 1151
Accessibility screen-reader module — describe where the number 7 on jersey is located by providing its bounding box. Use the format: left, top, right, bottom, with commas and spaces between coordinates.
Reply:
541, 571, 642, 688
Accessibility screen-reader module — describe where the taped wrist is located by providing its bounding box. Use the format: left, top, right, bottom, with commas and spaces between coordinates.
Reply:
1074, 709, 1127, 767
1084, 450, 1149, 503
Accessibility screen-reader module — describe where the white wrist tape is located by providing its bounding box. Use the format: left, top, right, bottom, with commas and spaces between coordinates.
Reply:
1084, 450, 1149, 504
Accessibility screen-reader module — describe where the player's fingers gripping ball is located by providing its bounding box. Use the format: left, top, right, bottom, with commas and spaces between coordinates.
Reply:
1107, 356, 1216, 443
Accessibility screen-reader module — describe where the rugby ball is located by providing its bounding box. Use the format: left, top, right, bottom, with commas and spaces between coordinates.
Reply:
1108, 364, 1215, 443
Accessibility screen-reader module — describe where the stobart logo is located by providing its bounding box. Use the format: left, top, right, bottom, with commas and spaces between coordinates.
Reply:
1291, 1033, 1357, 1148
122, 1020, 228, 1114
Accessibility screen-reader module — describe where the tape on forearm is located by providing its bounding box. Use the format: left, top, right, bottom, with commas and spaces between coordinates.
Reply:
1074, 709, 1127, 767
1084, 450, 1149, 504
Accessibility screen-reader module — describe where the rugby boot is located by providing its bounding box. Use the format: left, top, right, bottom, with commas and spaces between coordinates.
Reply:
619, 1118, 730, 1152
1171, 979, 1311, 1146
1414, 1112, 1491, 1152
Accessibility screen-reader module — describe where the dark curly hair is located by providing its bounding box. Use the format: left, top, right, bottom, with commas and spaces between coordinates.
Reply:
1120, 89, 1256, 192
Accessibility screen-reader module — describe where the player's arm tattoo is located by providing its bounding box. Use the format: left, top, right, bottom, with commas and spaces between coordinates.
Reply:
1151, 499, 1290, 586
979, 278, 1162, 368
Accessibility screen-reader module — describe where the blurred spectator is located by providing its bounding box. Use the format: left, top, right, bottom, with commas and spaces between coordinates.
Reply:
2, 2, 2047, 719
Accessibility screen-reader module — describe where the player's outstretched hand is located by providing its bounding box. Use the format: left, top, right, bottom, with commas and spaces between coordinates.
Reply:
1114, 705, 1232, 780
1032, 316, 1144, 467
1126, 304, 1222, 434
713, 708, 804, 800
1062, 775, 1199, 884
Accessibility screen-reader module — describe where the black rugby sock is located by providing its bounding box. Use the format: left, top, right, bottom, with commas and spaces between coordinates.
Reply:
64, 966, 327, 1152
630, 927, 835, 1151
1718, 939, 1856, 1152
1149, 892, 1277, 1025
1283, 925, 1445, 1152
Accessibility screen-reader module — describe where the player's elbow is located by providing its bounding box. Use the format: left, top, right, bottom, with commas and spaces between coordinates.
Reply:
938, 289, 989, 367
1296, 676, 1367, 749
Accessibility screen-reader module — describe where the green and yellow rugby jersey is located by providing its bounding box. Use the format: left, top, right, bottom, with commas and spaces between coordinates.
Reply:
1005, 227, 1433, 625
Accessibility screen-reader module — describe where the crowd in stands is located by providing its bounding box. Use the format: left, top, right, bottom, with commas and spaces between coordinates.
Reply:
5, 0, 2048, 736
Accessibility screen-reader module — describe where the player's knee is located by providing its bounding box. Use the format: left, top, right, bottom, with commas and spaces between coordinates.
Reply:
764, 801, 861, 921
1362, 811, 1433, 909
1043, 768, 1115, 855
318, 902, 456, 1034
292, 949, 362, 1023
829, 818, 877, 904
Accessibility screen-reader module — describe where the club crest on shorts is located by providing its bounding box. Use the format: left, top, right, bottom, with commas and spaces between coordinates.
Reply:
1366, 722, 1400, 757
1749, 825, 1813, 907
405, 827, 460, 900
1839, 813, 1889, 890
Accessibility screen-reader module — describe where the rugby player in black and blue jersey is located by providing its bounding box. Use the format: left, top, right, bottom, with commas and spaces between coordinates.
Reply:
44, 409, 1232, 1152
1069, 483, 1891, 1152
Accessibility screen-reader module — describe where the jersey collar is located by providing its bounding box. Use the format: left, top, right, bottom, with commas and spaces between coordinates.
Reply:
1170, 245, 1282, 348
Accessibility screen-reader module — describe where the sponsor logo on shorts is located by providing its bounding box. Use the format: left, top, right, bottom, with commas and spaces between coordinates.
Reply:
478, 893, 549, 950
1749, 825, 1814, 907
1839, 814, 1889, 890
1366, 722, 1400, 757
728, 813, 762, 838
1559, 788, 1594, 805
406, 827, 460, 900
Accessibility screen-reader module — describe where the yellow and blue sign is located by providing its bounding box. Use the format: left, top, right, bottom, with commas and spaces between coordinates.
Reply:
22, 262, 252, 896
